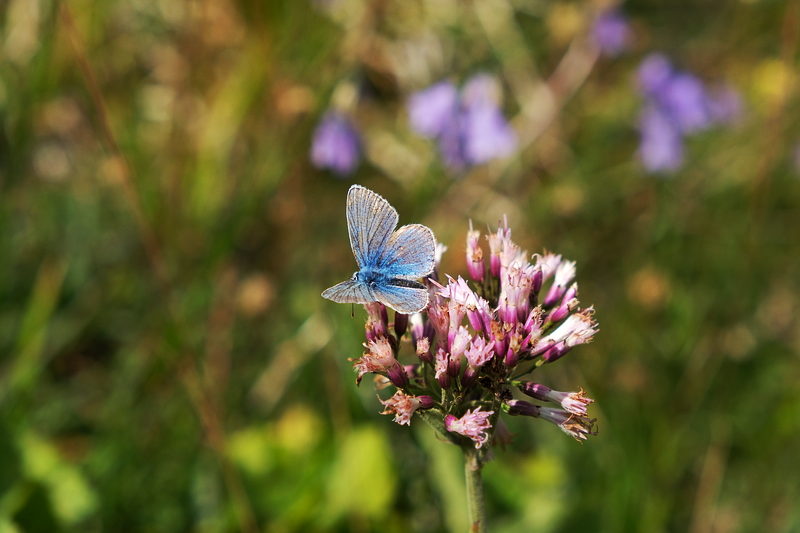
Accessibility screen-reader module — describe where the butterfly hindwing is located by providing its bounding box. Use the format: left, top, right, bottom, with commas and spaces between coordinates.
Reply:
379, 223, 436, 279
346, 185, 399, 269
372, 278, 429, 314
321, 279, 375, 304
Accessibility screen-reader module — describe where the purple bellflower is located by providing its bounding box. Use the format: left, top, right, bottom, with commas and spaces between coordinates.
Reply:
592, 10, 631, 57
408, 74, 517, 171
636, 54, 743, 174
638, 105, 684, 173
638, 54, 674, 96
660, 73, 713, 134
708, 85, 744, 124
408, 81, 459, 138
310, 112, 361, 176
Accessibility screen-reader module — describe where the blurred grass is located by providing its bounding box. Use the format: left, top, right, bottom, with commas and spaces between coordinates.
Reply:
1, 0, 800, 532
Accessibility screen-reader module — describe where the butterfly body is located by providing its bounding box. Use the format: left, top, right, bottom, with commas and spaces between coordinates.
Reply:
354, 268, 388, 286
322, 185, 436, 314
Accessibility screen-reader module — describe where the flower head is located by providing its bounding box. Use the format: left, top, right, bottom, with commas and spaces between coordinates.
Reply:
534, 307, 598, 356
436, 276, 480, 345
518, 383, 594, 417
543, 259, 576, 307
380, 391, 434, 426
444, 408, 495, 449
450, 325, 472, 360
415, 336, 432, 362
328, 214, 602, 452
435, 347, 450, 389
464, 336, 495, 369
498, 261, 539, 323
466, 221, 485, 282
353, 337, 407, 387
505, 400, 597, 441
487, 217, 512, 278
310, 112, 361, 176
538, 407, 597, 441
364, 302, 389, 341
537, 253, 563, 281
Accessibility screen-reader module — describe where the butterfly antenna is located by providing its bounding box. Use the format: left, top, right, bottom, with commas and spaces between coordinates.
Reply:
351, 304, 355, 318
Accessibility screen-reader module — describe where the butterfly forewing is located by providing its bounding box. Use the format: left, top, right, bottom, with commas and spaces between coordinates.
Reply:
321, 279, 375, 304
346, 185, 398, 268
373, 279, 429, 314
378, 223, 436, 279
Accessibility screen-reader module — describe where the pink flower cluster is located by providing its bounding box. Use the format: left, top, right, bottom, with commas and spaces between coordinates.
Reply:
350, 219, 598, 449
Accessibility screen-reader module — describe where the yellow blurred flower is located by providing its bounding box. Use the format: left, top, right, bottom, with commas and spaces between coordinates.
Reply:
547, 3, 586, 46
752, 58, 795, 110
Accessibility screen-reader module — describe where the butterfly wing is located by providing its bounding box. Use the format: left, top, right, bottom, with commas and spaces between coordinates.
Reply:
378, 223, 437, 279
321, 279, 375, 304
346, 185, 399, 269
373, 279, 429, 314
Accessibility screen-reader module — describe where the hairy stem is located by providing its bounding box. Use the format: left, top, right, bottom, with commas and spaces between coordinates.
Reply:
464, 448, 487, 533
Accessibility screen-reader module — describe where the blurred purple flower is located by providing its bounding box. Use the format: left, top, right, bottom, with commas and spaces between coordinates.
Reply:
638, 105, 684, 173
661, 73, 712, 134
637, 54, 673, 96
409, 74, 516, 171
461, 74, 501, 108
708, 85, 744, 124
408, 81, 459, 138
310, 112, 361, 176
436, 110, 469, 171
636, 54, 744, 174
464, 104, 517, 164
592, 10, 631, 57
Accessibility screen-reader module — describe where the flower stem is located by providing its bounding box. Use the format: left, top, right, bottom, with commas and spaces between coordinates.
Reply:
464, 448, 487, 533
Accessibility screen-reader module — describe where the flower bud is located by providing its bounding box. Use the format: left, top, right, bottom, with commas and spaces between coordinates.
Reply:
517, 383, 594, 416
505, 399, 540, 417
541, 341, 569, 363
531, 267, 543, 296
450, 326, 472, 360
415, 336, 433, 363
386, 362, 409, 388
435, 348, 451, 389
394, 312, 409, 338
543, 260, 576, 307
504, 346, 519, 367
365, 302, 389, 340
462, 365, 479, 387
466, 221, 485, 282
491, 320, 507, 357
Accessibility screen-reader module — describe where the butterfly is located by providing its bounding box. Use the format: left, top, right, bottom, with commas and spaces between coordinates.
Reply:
322, 185, 437, 314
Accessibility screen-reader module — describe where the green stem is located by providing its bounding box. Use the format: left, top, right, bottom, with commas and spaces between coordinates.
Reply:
464, 448, 487, 533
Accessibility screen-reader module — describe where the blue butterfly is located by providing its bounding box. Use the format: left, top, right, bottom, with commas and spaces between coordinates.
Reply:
322, 185, 437, 314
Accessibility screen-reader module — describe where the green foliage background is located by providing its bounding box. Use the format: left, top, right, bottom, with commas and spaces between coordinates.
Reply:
1, 0, 799, 531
